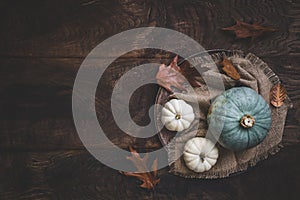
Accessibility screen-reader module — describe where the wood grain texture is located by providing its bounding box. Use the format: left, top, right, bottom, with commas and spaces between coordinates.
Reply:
0, 0, 167, 58
0, 0, 298, 58
0, 0, 299, 199
0, 57, 170, 150
0, 146, 300, 200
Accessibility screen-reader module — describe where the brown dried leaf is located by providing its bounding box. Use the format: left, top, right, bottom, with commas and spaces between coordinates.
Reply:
156, 56, 200, 92
156, 56, 186, 92
222, 20, 276, 41
221, 57, 241, 80
270, 82, 287, 107
120, 146, 160, 189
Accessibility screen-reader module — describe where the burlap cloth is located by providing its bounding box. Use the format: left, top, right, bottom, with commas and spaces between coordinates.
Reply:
157, 50, 292, 179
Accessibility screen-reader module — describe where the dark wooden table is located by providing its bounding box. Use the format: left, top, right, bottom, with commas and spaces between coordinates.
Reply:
0, 0, 299, 199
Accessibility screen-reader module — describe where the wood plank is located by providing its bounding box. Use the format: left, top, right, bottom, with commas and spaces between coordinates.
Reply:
0, 57, 169, 150
0, 0, 298, 58
263, 56, 300, 145
0, 0, 167, 58
0, 145, 300, 199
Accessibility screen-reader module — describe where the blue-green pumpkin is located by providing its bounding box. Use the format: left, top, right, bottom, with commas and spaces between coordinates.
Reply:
207, 87, 272, 151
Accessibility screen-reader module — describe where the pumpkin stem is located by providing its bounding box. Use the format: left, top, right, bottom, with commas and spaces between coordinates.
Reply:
199, 154, 205, 162
175, 114, 181, 120
240, 114, 255, 128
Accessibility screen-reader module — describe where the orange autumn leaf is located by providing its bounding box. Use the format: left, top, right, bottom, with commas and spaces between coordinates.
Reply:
156, 56, 200, 93
270, 82, 287, 107
221, 57, 241, 80
222, 20, 276, 41
120, 146, 160, 189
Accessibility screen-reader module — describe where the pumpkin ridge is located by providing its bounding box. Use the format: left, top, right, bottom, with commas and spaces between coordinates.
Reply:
221, 126, 240, 139
205, 157, 216, 166
241, 87, 260, 112
253, 108, 271, 118
165, 101, 177, 114
252, 125, 268, 143
165, 119, 182, 132
250, 92, 262, 112
222, 121, 240, 132
185, 140, 200, 155
184, 149, 199, 156
163, 118, 174, 127
203, 160, 211, 171
175, 99, 182, 115
253, 121, 272, 130
194, 162, 203, 172
253, 115, 272, 122
161, 116, 175, 124
210, 110, 240, 121
222, 127, 247, 150
181, 101, 193, 115
180, 118, 190, 129
248, 127, 261, 147
186, 158, 199, 168
251, 104, 268, 117
191, 139, 202, 154
177, 120, 184, 132
181, 113, 195, 121
162, 108, 175, 116
206, 153, 218, 160
208, 105, 242, 122
246, 129, 251, 148
226, 95, 244, 114
202, 142, 212, 155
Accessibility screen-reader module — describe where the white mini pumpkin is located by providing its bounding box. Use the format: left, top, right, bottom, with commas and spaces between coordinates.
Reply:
161, 99, 195, 132
183, 137, 218, 173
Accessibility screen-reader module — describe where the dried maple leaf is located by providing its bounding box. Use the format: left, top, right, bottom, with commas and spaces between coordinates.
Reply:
156, 56, 200, 92
120, 146, 160, 189
222, 20, 276, 41
221, 57, 241, 80
270, 82, 287, 107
